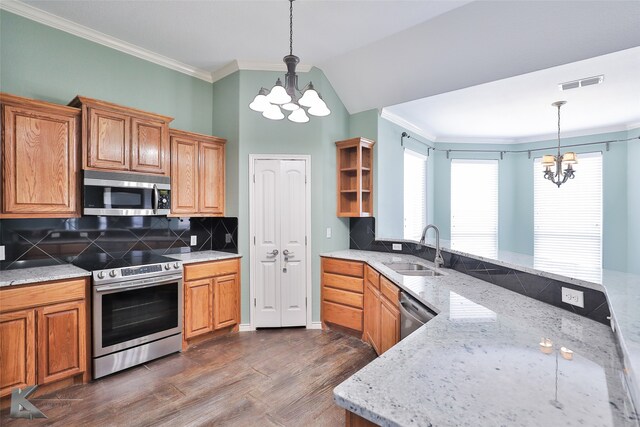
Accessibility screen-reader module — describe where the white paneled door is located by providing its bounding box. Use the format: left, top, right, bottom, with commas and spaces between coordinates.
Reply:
252, 158, 308, 328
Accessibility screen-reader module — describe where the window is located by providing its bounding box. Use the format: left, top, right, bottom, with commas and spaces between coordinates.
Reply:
403, 149, 427, 241
450, 159, 499, 258
534, 152, 602, 282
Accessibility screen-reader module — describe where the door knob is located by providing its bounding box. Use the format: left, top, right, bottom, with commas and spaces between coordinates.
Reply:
283, 249, 293, 256
267, 249, 279, 256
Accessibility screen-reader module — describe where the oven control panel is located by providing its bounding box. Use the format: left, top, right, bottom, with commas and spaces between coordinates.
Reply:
122, 265, 163, 277
93, 260, 183, 284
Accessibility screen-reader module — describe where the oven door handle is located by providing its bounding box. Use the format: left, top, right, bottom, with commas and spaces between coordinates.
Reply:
95, 274, 182, 293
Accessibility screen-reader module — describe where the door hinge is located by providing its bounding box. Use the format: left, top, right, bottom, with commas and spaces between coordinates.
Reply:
254, 298, 256, 307
305, 236, 307, 246
253, 174, 256, 183
305, 176, 307, 184
305, 297, 307, 308
253, 236, 256, 245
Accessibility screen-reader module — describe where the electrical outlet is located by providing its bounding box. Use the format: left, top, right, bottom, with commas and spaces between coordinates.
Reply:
0, 245, 5, 261
392, 243, 402, 251
326, 227, 332, 238
190, 235, 197, 246
225, 233, 232, 243
561, 287, 584, 308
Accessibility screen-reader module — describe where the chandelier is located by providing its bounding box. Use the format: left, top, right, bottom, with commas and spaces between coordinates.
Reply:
542, 101, 577, 187
249, 0, 330, 123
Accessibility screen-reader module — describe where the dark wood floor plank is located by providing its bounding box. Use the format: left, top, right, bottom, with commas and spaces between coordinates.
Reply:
0, 329, 376, 427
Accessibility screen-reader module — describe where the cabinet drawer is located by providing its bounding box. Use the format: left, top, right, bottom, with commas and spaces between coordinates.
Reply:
323, 287, 363, 309
0, 278, 86, 313
322, 273, 363, 294
184, 258, 239, 281
322, 258, 363, 278
380, 276, 400, 303
323, 301, 363, 331
365, 265, 380, 290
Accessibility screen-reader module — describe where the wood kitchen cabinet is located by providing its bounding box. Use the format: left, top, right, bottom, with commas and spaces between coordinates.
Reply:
321, 257, 365, 335
379, 276, 401, 354
183, 258, 240, 349
70, 96, 173, 175
0, 278, 90, 398
170, 129, 226, 216
363, 265, 381, 354
0, 93, 81, 218
335, 137, 374, 217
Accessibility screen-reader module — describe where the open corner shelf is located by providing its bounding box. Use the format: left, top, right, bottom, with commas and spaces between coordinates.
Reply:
335, 137, 375, 217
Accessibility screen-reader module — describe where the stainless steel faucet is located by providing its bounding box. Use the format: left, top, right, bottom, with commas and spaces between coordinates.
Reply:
419, 224, 444, 269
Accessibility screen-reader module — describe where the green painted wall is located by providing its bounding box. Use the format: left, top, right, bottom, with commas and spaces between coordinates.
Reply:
0, 11, 213, 134
235, 68, 350, 323
628, 128, 640, 274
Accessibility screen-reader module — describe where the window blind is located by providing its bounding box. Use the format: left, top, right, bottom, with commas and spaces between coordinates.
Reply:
404, 149, 427, 241
533, 152, 602, 283
451, 159, 499, 258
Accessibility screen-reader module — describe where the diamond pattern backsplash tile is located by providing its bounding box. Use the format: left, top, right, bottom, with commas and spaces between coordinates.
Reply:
0, 216, 238, 270
349, 218, 611, 325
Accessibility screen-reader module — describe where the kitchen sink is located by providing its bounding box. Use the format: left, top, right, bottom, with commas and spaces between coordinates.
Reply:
383, 262, 444, 277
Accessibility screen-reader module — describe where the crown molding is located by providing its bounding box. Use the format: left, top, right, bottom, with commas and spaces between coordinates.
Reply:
513, 123, 639, 144
1, 0, 215, 83
627, 122, 640, 131
211, 60, 314, 83
379, 108, 436, 142
435, 136, 516, 145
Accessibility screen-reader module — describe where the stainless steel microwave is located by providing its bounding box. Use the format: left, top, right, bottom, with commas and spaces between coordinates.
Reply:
83, 171, 171, 216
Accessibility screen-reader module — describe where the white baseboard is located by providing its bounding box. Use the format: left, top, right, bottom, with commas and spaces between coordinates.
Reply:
307, 322, 323, 330
239, 323, 254, 332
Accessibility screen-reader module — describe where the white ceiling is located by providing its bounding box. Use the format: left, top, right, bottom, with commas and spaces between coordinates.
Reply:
8, 0, 640, 139
383, 47, 640, 144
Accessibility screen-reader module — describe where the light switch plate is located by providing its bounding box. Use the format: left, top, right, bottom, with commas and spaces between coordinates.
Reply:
326, 227, 332, 238
190, 235, 197, 246
561, 287, 584, 308
0, 245, 5, 261
392, 243, 402, 251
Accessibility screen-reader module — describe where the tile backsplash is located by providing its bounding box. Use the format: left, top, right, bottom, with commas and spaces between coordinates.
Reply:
349, 217, 611, 325
0, 216, 237, 270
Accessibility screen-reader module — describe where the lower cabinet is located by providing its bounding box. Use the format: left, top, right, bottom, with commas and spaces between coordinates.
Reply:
321, 257, 365, 335
0, 278, 89, 398
183, 258, 241, 348
363, 266, 381, 354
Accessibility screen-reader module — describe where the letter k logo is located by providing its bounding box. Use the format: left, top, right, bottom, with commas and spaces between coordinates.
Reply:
10, 386, 47, 419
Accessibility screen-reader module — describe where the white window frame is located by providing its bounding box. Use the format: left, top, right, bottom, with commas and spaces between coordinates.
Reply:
403, 148, 428, 241
450, 159, 499, 258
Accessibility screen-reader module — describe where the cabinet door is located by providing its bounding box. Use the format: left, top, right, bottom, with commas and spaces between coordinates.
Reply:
131, 117, 169, 175
171, 136, 198, 215
87, 107, 130, 171
2, 106, 79, 216
363, 281, 381, 355
213, 274, 239, 330
184, 279, 213, 338
0, 310, 36, 398
199, 141, 225, 215
380, 297, 400, 354
37, 301, 86, 384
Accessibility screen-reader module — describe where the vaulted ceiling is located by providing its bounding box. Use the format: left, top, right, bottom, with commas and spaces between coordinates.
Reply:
10, 0, 640, 138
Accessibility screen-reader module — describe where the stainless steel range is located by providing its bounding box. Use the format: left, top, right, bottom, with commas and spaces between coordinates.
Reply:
73, 252, 183, 379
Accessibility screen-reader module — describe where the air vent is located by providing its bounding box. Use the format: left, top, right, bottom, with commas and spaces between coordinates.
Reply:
559, 75, 604, 91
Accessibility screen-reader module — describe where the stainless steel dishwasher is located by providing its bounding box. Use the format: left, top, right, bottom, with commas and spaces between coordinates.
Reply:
399, 291, 437, 339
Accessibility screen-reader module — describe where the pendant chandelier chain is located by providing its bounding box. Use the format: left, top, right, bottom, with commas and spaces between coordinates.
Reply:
289, 0, 293, 56
557, 102, 562, 157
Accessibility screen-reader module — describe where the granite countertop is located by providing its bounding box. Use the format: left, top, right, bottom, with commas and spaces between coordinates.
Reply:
323, 250, 638, 426
167, 250, 241, 265
380, 237, 640, 408
0, 264, 91, 287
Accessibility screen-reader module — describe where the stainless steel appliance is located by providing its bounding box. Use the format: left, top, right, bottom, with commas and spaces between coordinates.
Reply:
83, 170, 171, 216
399, 291, 436, 340
73, 252, 183, 379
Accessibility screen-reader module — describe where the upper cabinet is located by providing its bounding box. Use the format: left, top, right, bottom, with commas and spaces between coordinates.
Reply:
170, 129, 226, 217
336, 137, 374, 217
70, 96, 173, 176
1, 93, 81, 218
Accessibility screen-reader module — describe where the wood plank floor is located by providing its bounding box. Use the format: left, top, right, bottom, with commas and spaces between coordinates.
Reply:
1, 329, 376, 427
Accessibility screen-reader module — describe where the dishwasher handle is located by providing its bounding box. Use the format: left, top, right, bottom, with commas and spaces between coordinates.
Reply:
400, 292, 436, 324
